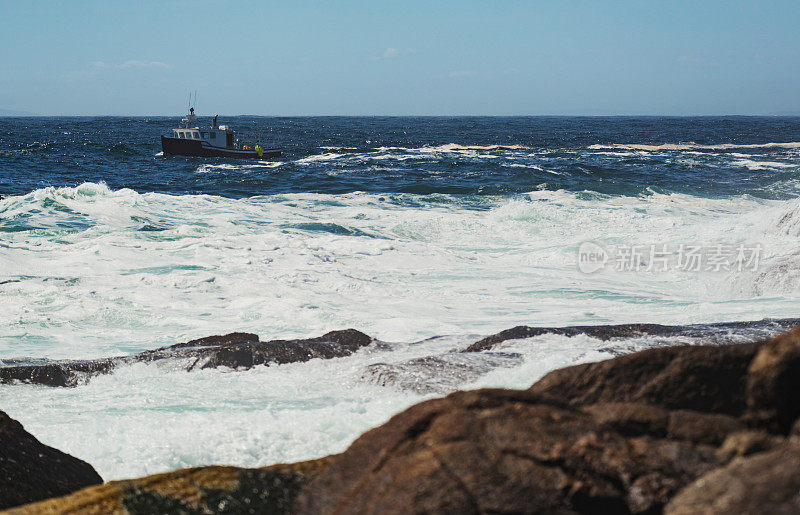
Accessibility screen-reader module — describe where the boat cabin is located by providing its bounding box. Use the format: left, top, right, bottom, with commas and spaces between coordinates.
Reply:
172, 110, 235, 148
171, 126, 234, 148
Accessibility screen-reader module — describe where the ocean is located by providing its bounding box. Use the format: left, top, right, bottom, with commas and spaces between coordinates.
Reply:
1, 115, 800, 480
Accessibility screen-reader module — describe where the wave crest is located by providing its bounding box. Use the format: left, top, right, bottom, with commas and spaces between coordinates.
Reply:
589, 141, 800, 151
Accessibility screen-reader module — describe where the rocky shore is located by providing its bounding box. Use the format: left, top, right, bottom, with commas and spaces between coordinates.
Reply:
4, 320, 800, 513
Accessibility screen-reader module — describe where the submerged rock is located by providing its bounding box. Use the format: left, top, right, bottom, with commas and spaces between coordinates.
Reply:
0, 359, 116, 388
361, 351, 522, 394
464, 317, 800, 352
7, 458, 333, 514
0, 410, 102, 510
0, 329, 373, 387
196, 329, 372, 370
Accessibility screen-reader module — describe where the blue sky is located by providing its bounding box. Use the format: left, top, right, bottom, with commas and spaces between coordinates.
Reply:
1, 0, 799, 115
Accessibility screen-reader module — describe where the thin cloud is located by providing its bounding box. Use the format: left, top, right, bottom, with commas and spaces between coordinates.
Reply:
377, 47, 416, 60
381, 47, 399, 59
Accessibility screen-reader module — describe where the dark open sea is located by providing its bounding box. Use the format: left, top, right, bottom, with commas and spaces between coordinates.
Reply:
1, 116, 800, 479
3, 116, 800, 198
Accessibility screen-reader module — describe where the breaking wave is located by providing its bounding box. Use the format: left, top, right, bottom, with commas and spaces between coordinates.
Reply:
589, 141, 800, 151
1, 182, 799, 362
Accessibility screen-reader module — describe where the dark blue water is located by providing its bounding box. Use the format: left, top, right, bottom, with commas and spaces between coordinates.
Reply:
2, 116, 800, 199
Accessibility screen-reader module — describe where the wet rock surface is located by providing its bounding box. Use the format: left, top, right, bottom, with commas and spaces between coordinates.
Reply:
0, 410, 102, 510
0, 329, 373, 387
464, 317, 800, 352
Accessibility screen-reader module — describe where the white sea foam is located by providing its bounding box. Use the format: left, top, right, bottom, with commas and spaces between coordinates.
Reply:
729, 159, 798, 170
377, 143, 529, 152
294, 153, 345, 165
589, 141, 800, 151
502, 163, 561, 174
0, 182, 796, 359
196, 162, 280, 173
2, 182, 800, 480
258, 160, 285, 168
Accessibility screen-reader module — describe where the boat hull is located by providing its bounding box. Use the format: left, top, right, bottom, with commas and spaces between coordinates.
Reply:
161, 136, 281, 159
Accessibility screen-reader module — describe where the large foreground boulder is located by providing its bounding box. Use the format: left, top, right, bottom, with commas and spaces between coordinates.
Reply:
295, 389, 728, 514
7, 458, 332, 514
0, 410, 102, 510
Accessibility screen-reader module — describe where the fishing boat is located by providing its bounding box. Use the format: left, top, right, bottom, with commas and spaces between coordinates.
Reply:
161, 106, 281, 159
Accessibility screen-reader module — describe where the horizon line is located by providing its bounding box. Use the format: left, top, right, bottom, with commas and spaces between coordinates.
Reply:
2, 113, 800, 118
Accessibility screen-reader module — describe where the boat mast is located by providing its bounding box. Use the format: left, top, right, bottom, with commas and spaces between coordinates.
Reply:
181, 92, 197, 128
